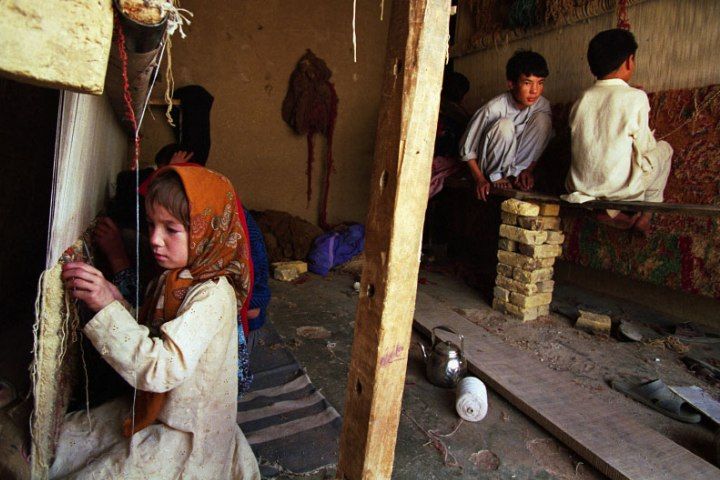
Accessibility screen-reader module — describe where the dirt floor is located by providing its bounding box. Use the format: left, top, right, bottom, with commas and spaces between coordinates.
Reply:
266, 263, 720, 479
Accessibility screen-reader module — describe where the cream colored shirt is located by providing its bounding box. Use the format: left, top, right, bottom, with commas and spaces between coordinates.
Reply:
50, 277, 260, 479
564, 79, 660, 203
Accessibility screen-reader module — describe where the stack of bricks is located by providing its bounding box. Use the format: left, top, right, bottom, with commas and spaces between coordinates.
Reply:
492, 198, 564, 321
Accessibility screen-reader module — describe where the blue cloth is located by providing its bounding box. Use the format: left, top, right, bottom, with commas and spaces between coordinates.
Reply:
308, 224, 365, 276
245, 208, 271, 331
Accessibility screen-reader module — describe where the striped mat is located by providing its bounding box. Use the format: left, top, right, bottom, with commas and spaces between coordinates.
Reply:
237, 323, 342, 476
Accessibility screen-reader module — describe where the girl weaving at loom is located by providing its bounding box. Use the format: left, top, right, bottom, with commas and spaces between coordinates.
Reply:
53, 166, 260, 478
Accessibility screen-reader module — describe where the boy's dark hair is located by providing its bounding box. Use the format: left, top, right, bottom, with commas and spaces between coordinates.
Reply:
442, 72, 470, 103
154, 143, 184, 167
506, 50, 549, 83
145, 169, 190, 228
587, 29, 638, 79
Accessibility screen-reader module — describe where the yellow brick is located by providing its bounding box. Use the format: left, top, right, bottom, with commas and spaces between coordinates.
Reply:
509, 292, 553, 308
492, 298, 507, 313
501, 211, 518, 225
498, 238, 516, 252
272, 261, 308, 281
497, 250, 556, 270
575, 310, 611, 334
537, 305, 550, 317
273, 266, 299, 281
517, 216, 562, 231
538, 203, 560, 216
272, 261, 308, 274
513, 267, 553, 283
501, 199, 540, 217
537, 280, 555, 293
545, 231, 565, 245
493, 286, 510, 302
496, 274, 538, 295
504, 302, 539, 321
497, 263, 513, 277
499, 224, 548, 245
518, 243, 563, 259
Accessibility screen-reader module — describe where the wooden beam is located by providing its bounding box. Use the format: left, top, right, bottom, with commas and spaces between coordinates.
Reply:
336, 1, 450, 479
413, 292, 720, 480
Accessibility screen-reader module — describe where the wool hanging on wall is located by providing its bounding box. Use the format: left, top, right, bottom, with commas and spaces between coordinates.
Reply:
281, 49, 339, 230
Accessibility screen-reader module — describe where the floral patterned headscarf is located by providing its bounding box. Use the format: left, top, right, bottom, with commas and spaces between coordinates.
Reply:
123, 165, 251, 437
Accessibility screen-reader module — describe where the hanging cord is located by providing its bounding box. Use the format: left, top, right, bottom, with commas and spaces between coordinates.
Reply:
617, 0, 631, 30
113, 14, 149, 440
118, 0, 193, 441
163, 37, 176, 126
154, 1, 193, 125
113, 11, 141, 170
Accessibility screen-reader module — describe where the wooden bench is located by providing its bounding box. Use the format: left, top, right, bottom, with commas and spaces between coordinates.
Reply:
444, 177, 720, 217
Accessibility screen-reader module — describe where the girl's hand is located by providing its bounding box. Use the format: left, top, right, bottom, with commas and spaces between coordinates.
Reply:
62, 262, 123, 313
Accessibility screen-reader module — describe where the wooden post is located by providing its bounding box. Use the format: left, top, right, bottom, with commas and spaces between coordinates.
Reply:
336, 1, 450, 478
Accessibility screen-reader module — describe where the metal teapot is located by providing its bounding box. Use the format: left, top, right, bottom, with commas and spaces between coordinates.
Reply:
420, 326, 467, 388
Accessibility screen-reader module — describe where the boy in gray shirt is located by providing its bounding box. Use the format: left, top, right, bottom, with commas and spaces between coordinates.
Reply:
459, 50, 552, 200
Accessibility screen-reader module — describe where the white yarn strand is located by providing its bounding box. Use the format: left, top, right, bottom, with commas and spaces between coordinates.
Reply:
79, 335, 93, 432
29, 270, 49, 472
352, 0, 358, 63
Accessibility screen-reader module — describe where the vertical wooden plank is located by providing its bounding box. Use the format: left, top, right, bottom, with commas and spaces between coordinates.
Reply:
336, 1, 450, 479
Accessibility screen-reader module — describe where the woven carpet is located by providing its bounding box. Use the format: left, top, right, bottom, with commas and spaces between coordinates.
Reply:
237, 323, 342, 477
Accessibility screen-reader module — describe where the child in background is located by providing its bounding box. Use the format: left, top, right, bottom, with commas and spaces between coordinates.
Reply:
243, 207, 270, 354
563, 29, 672, 235
459, 50, 552, 200
54, 166, 260, 478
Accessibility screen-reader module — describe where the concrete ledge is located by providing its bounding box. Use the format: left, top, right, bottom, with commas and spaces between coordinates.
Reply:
0, 0, 113, 94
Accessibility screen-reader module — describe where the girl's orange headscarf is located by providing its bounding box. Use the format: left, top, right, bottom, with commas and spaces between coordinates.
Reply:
123, 165, 251, 437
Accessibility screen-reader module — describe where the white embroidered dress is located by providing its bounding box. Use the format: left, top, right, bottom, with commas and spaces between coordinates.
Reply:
50, 277, 260, 479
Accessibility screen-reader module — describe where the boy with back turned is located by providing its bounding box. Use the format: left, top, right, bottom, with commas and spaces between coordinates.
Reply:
563, 28, 672, 235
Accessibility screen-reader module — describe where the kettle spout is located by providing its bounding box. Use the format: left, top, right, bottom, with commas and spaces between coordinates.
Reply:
419, 343, 428, 363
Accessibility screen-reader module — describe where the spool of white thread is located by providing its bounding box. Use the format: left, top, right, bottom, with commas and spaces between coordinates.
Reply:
455, 376, 488, 422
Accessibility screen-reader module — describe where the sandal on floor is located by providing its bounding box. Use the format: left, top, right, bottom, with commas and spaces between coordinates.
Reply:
610, 377, 701, 423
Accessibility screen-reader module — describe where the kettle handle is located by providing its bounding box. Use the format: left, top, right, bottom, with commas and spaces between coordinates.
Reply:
431, 325, 464, 354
